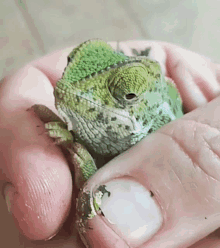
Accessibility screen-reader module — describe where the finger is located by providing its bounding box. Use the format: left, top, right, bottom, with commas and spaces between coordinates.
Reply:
112, 40, 167, 75
76, 96, 220, 248
189, 231, 220, 248
162, 42, 220, 103
0, 190, 85, 247
216, 63, 220, 84
31, 47, 74, 86
108, 40, 220, 112
188, 228, 220, 248
0, 66, 73, 240
31, 41, 168, 87
170, 61, 208, 112
30, 40, 220, 108
190, 239, 220, 248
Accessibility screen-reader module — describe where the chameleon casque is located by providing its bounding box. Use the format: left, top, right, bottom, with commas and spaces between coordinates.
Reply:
32, 39, 183, 239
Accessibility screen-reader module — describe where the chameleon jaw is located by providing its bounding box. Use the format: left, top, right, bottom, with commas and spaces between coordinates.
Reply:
56, 106, 76, 131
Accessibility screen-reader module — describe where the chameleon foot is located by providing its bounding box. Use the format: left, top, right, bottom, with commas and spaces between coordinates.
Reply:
31, 104, 97, 189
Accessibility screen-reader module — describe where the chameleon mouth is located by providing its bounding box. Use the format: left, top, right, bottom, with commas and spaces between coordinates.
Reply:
55, 83, 137, 127
56, 96, 141, 139
56, 91, 142, 137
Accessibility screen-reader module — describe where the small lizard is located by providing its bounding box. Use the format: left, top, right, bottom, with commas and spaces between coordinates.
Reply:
31, 39, 183, 241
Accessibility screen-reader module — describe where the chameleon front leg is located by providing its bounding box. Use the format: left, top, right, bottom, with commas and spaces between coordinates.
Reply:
31, 104, 97, 189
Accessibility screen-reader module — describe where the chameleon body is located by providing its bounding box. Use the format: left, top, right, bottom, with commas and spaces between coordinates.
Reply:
56, 38, 182, 163
32, 39, 183, 238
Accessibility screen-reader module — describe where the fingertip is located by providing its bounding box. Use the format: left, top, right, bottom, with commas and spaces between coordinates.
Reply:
162, 43, 220, 107
147, 42, 167, 75
80, 216, 129, 248
170, 61, 208, 112
76, 176, 163, 248
1, 146, 73, 240
194, 67, 220, 101
10, 178, 72, 241
31, 47, 74, 85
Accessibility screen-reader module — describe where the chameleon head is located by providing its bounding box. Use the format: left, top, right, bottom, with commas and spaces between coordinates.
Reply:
54, 39, 176, 156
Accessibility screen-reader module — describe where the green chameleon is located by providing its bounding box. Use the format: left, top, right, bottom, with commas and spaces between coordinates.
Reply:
31, 39, 183, 238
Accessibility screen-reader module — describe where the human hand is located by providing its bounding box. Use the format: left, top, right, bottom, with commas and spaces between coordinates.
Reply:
74, 41, 220, 248
0, 47, 85, 247
0, 41, 219, 247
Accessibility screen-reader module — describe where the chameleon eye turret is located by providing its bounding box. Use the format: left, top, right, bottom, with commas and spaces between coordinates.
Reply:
108, 63, 155, 106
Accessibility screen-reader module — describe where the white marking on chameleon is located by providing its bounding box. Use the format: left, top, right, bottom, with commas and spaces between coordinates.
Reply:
57, 106, 74, 131
88, 197, 97, 219
157, 102, 176, 120
130, 116, 154, 135
71, 112, 93, 140
143, 92, 162, 106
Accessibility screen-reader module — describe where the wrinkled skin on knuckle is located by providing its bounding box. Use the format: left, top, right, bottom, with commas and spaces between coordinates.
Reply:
157, 118, 220, 214
161, 118, 220, 182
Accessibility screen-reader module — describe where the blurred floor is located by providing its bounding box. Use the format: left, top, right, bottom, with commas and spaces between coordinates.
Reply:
1, 0, 220, 79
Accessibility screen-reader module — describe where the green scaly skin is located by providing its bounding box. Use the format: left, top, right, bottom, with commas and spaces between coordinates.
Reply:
31, 39, 183, 238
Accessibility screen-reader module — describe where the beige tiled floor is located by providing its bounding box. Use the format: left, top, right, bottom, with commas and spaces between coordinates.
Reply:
1, 0, 220, 79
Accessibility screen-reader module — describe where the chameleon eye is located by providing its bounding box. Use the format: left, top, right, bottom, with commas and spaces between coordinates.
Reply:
125, 93, 137, 100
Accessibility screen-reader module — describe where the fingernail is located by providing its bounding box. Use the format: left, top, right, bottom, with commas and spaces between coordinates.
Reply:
3, 184, 15, 213
44, 231, 59, 241
93, 177, 163, 247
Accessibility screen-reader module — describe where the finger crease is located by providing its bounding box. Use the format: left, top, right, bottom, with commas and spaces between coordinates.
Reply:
160, 130, 219, 182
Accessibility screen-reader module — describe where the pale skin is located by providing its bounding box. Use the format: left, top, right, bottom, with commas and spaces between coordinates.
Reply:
0, 41, 220, 247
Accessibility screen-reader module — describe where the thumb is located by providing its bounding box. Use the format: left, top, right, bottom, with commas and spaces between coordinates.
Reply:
76, 96, 220, 248
0, 66, 73, 240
